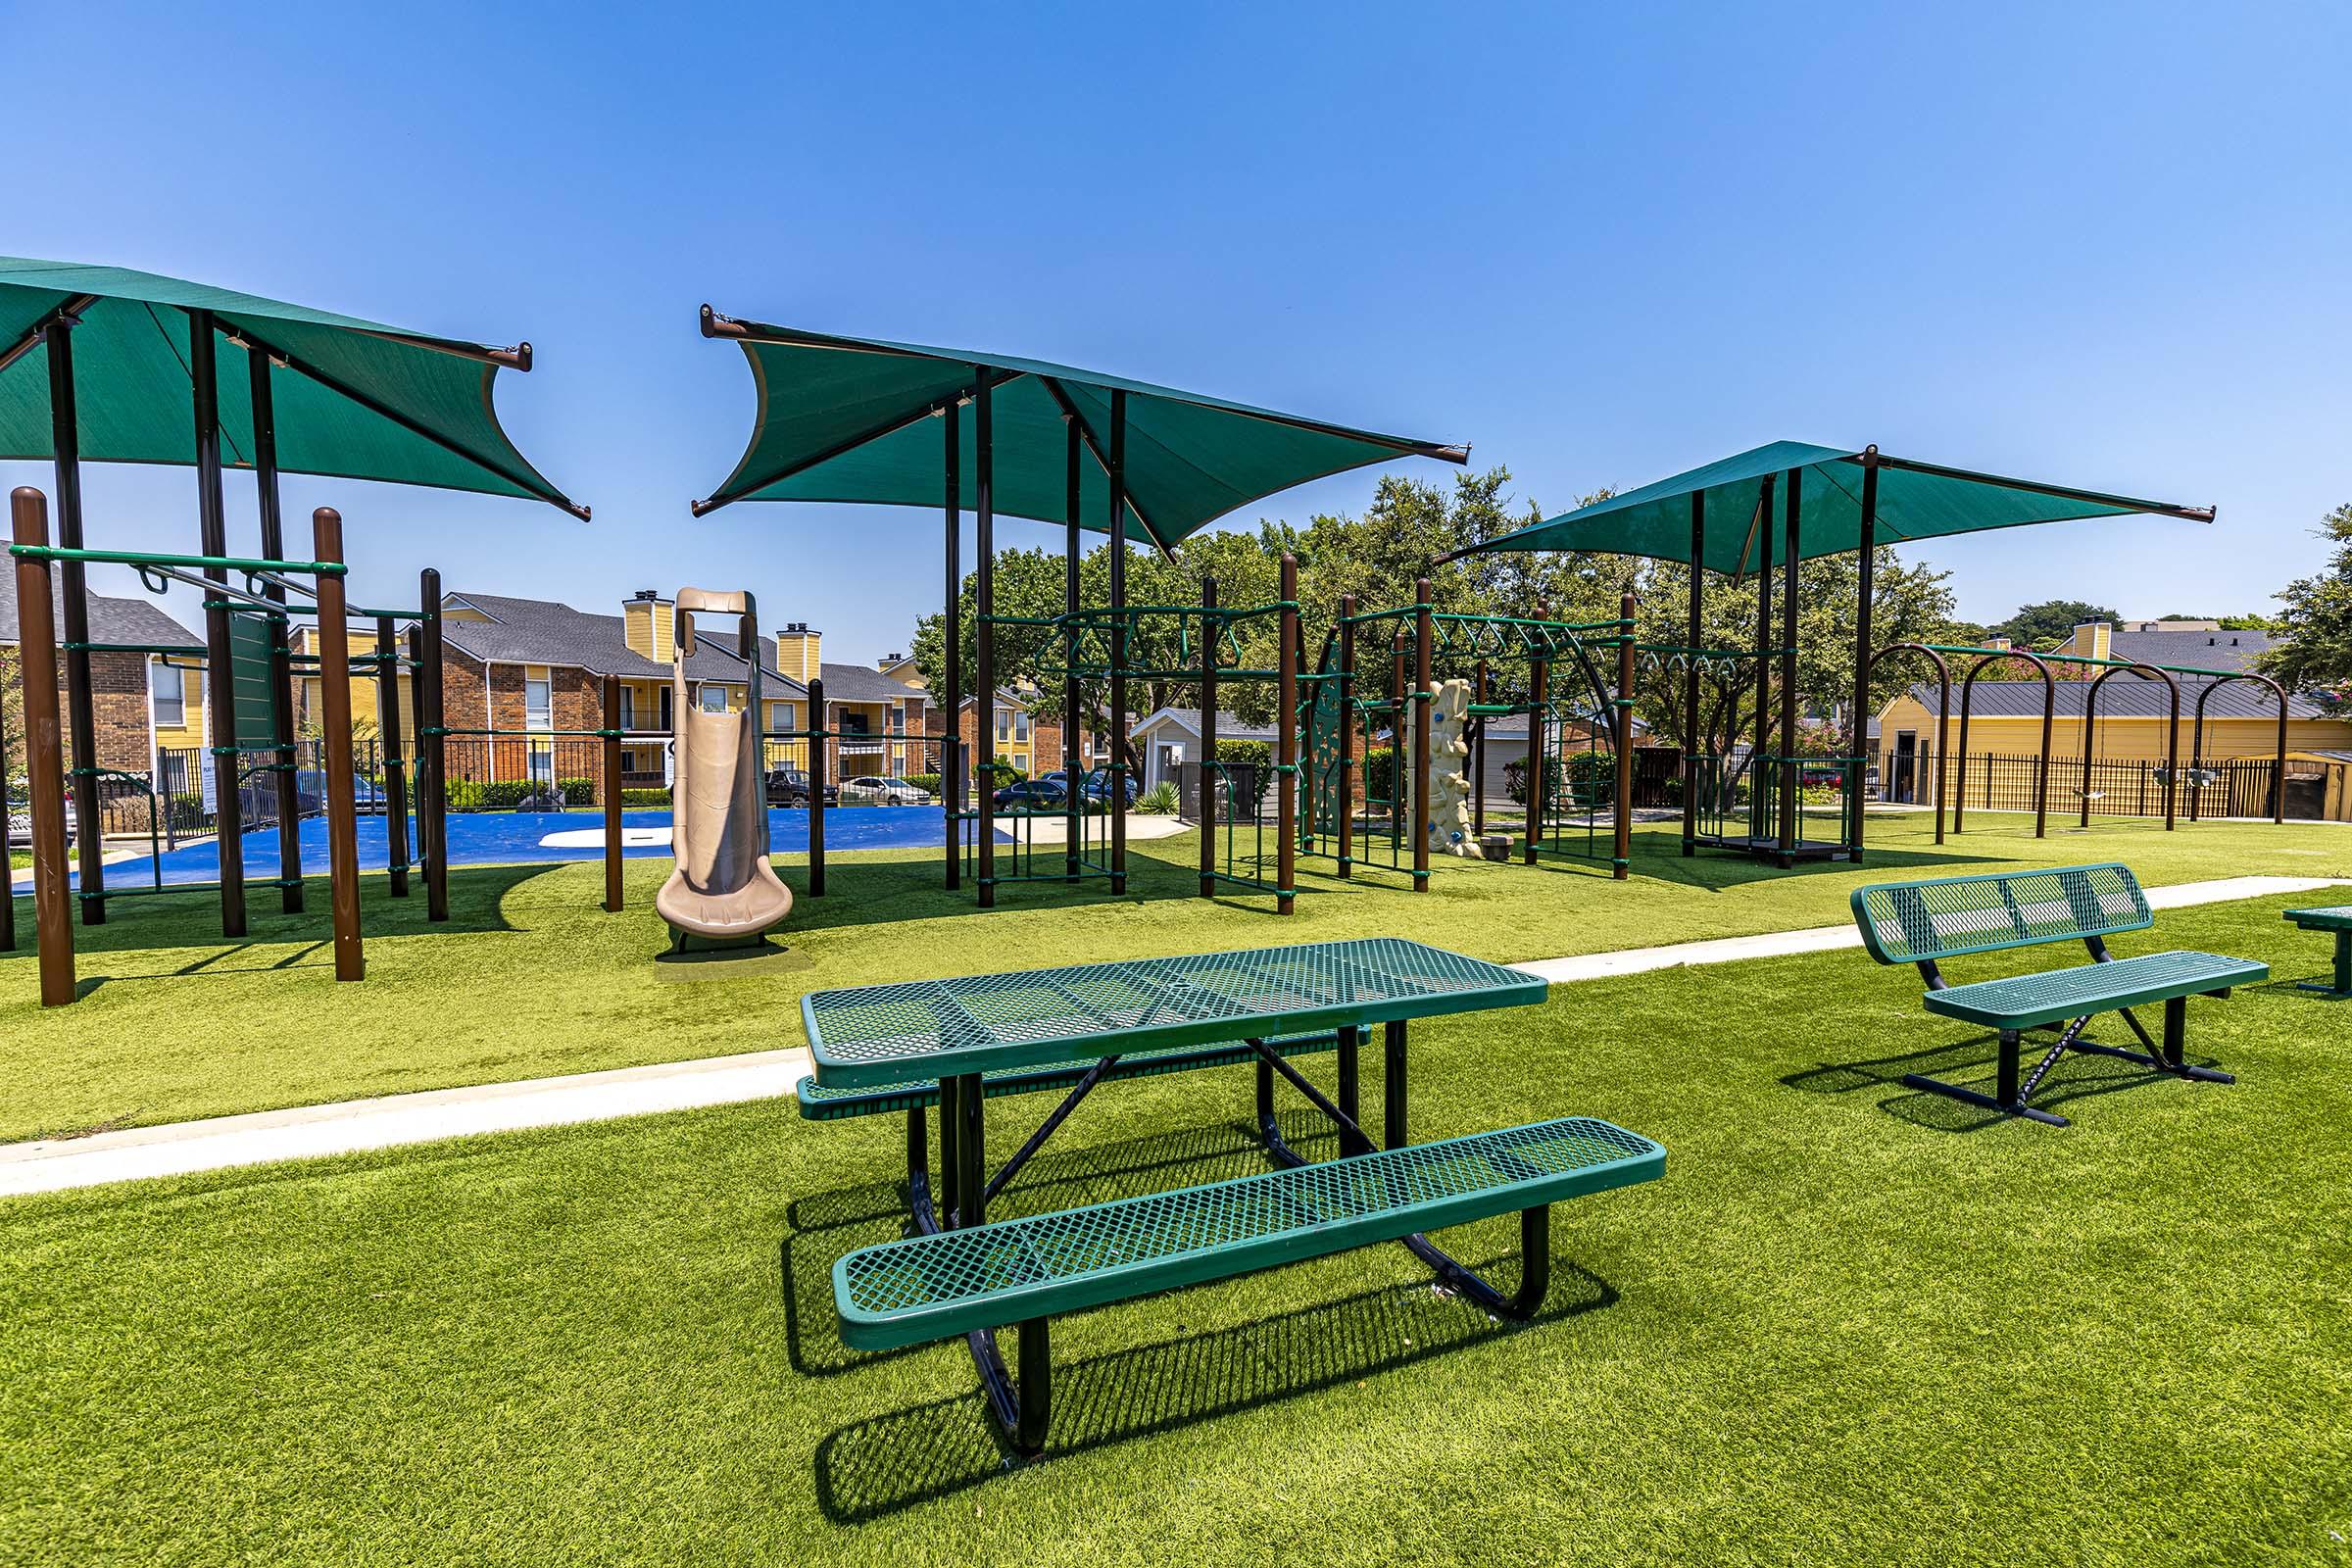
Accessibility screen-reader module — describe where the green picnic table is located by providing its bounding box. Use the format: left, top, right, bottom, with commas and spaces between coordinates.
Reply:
799, 937, 1664, 1457
2283, 906, 2352, 998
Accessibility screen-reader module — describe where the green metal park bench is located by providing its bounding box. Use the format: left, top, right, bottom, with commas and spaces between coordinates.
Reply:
801, 938, 1665, 1457
1851, 863, 2265, 1127
2282, 906, 2352, 998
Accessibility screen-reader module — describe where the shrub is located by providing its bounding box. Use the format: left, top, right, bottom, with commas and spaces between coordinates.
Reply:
1214, 738, 1270, 769
906, 773, 941, 795
1364, 747, 1396, 803
621, 788, 671, 808
1137, 781, 1181, 814
444, 776, 595, 811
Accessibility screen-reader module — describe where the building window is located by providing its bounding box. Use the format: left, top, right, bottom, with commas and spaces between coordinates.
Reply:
839, 711, 870, 737
658, 684, 673, 730
997, 710, 1030, 743
524, 675, 552, 731
152, 662, 185, 728
700, 685, 727, 712
619, 686, 637, 729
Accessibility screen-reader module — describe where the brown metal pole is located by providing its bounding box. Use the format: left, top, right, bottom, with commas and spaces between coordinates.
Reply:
375, 613, 410, 898
310, 509, 363, 980
14, 488, 76, 1004
190, 311, 246, 936
1277, 553, 1298, 914
1412, 580, 1433, 892
1848, 449, 1878, 861
602, 673, 622, 911
1337, 595, 1355, 880
44, 319, 105, 926
1199, 574, 1218, 898
1683, 489, 1703, 858
417, 567, 450, 921
1614, 591, 1635, 880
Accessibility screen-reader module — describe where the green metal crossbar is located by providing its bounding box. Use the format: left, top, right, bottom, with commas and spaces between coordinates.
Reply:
833, 1117, 1664, 1350
8, 544, 349, 576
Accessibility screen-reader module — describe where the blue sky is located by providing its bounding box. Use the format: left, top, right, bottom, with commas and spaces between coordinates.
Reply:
4, 1, 2347, 662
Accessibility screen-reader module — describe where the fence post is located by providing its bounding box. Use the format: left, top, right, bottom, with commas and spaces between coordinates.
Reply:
1412, 578, 1432, 893
311, 510, 363, 981
1526, 603, 1549, 865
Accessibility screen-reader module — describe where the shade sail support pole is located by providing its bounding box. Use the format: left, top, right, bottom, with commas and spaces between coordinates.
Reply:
190, 310, 247, 937
250, 348, 306, 914
1750, 473, 1776, 849
1777, 466, 1801, 865
1108, 389, 1129, 894
1848, 447, 1878, 861
975, 375, 997, 909
1063, 415, 1083, 883
43, 317, 105, 924
1683, 490, 1702, 857
943, 400, 962, 892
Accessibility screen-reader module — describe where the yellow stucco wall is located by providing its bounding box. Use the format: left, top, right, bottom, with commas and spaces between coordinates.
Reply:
623, 600, 676, 664
775, 630, 819, 684
1876, 692, 2352, 760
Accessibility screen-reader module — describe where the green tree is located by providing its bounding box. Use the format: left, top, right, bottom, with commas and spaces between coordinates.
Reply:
2258, 503, 2352, 703
1989, 599, 2122, 650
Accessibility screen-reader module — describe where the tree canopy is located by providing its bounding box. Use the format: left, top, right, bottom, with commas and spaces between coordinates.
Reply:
1989, 600, 2122, 650
2258, 502, 2352, 706
909, 466, 1971, 758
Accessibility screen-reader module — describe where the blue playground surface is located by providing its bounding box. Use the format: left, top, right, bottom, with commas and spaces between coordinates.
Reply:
48, 807, 967, 890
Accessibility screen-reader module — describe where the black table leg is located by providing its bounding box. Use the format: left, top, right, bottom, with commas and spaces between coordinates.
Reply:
1383, 1018, 1407, 1151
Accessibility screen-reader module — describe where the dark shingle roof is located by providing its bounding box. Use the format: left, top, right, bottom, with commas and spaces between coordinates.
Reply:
2105, 627, 2274, 674
810, 661, 926, 705
440, 591, 772, 684
1910, 679, 2329, 721
0, 573, 202, 650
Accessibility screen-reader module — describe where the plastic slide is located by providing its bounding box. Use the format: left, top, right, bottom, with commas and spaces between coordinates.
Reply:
656, 589, 793, 949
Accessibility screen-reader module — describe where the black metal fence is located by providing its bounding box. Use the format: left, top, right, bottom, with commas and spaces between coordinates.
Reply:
1876, 748, 2290, 820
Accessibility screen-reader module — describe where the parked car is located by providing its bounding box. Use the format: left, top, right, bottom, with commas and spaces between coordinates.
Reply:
993, 777, 1068, 811
839, 775, 932, 806
1081, 767, 1140, 807
764, 767, 839, 808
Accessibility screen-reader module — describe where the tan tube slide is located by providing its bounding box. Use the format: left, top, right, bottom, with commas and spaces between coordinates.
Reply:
656, 588, 793, 948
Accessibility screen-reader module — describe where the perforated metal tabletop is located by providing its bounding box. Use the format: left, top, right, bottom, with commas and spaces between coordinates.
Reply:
803, 938, 1546, 1090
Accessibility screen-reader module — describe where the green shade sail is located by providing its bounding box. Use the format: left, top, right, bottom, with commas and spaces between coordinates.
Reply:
692, 309, 1468, 550
0, 257, 584, 517
1454, 439, 2212, 574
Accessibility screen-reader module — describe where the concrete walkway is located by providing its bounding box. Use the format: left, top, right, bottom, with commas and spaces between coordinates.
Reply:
4, 872, 2340, 1198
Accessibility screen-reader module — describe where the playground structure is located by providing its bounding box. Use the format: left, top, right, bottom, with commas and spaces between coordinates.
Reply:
0, 258, 582, 1004
1450, 441, 2232, 867
656, 589, 794, 950
1863, 640, 2289, 843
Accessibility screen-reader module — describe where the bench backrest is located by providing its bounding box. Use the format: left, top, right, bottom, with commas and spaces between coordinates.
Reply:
1851, 863, 2151, 966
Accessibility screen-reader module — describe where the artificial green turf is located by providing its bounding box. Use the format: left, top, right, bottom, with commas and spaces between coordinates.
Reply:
2, 893, 2344, 1566
0, 812, 2345, 1142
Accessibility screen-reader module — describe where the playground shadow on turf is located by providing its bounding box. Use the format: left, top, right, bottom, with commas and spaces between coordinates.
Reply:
809, 1258, 1614, 1524
1630, 840, 1988, 892
2, 862, 557, 982
1782, 1030, 2231, 1130
785, 1109, 1618, 1520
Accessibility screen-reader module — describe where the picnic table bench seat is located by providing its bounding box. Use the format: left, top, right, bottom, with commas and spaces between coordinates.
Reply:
1852, 862, 2262, 1127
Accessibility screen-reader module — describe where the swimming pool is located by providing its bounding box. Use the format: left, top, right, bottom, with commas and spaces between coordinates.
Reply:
58, 807, 969, 890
